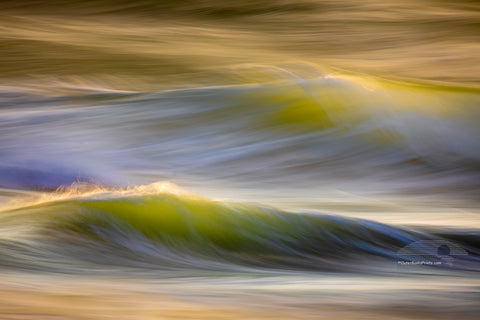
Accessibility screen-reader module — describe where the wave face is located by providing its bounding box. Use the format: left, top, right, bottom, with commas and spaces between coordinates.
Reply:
1, 74, 479, 203
1, 184, 479, 274
1, 2, 480, 319
1, 73, 479, 275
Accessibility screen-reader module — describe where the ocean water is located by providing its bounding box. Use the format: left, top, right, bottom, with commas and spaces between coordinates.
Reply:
1, 1, 480, 319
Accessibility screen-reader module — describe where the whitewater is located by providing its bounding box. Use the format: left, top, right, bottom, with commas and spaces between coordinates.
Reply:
1, 1, 480, 319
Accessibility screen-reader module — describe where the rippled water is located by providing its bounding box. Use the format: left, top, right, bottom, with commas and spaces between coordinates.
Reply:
1, 1, 480, 319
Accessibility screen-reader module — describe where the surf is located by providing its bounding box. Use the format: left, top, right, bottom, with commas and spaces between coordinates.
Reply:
0, 182, 478, 273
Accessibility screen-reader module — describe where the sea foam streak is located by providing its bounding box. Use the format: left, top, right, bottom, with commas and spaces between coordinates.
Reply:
2, 2, 480, 319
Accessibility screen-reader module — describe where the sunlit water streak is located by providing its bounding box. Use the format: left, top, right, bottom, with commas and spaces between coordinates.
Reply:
1, 1, 480, 319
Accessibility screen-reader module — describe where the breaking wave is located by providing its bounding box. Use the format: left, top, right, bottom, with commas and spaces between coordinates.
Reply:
1, 183, 479, 273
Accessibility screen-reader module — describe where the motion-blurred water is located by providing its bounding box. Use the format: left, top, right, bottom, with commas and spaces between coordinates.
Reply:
1, 1, 480, 319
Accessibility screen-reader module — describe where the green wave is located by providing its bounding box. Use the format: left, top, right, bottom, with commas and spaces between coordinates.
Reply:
30, 191, 417, 261
1, 185, 479, 272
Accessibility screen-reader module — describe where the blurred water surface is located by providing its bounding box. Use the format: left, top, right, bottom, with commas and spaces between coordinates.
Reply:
1, 1, 480, 319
